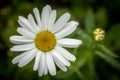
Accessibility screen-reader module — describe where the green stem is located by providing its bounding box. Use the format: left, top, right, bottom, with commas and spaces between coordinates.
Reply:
87, 54, 97, 80
73, 67, 85, 80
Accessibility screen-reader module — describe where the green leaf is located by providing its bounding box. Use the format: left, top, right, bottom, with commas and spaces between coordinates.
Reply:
74, 50, 91, 69
72, 6, 87, 19
2, 26, 17, 47
73, 67, 85, 80
98, 44, 119, 58
85, 8, 95, 33
56, 69, 74, 79
95, 51, 120, 70
105, 24, 120, 51
96, 7, 108, 28
86, 53, 98, 80
76, 28, 94, 48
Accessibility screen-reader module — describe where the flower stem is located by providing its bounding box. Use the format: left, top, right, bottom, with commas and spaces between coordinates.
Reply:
73, 67, 85, 80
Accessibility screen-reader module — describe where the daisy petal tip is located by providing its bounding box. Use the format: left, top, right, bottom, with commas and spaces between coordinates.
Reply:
33, 7, 38, 10
18, 16, 24, 20
12, 59, 17, 64
39, 74, 42, 77
71, 21, 79, 26
72, 57, 76, 61
63, 67, 67, 72
33, 65, 39, 71
33, 69, 37, 71
66, 62, 71, 67
45, 4, 51, 8
75, 40, 83, 47
38, 72, 43, 77
18, 16, 21, 19
9, 36, 16, 41
33, 67, 37, 71
9, 36, 12, 41
16, 27, 20, 32
78, 40, 83, 45
10, 47, 13, 51
33, 8, 38, 12
51, 73, 56, 76
74, 21, 79, 26
64, 70, 67, 72
18, 62, 26, 68
18, 63, 22, 68
65, 12, 71, 17
44, 4, 51, 12
71, 56, 76, 62
28, 13, 32, 18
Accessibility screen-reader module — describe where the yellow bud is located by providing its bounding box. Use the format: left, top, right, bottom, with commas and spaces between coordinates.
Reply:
93, 28, 105, 41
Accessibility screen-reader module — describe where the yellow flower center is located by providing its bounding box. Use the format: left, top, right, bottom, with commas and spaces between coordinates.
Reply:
35, 31, 56, 52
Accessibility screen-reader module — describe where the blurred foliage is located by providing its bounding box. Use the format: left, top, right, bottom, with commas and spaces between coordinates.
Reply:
0, 0, 120, 80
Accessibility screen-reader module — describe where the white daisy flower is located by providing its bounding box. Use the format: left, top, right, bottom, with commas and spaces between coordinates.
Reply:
10, 5, 82, 76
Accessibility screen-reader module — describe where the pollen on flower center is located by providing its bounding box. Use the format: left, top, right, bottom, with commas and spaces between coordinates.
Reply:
35, 31, 56, 52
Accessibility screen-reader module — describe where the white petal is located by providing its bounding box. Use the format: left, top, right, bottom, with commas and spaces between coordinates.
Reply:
10, 36, 33, 44
17, 27, 35, 39
57, 38, 82, 48
18, 20, 30, 32
46, 53, 56, 76
18, 49, 36, 67
41, 5, 51, 30
38, 53, 45, 76
33, 50, 42, 71
55, 46, 76, 61
52, 13, 70, 33
12, 50, 30, 64
33, 8, 42, 30
48, 10, 56, 31
18, 16, 36, 33
43, 54, 48, 75
28, 14, 40, 33
10, 43, 35, 52
46, 5, 52, 11
55, 21, 78, 39
52, 50, 70, 67
18, 16, 31, 29
52, 53, 67, 72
